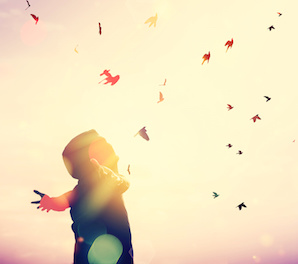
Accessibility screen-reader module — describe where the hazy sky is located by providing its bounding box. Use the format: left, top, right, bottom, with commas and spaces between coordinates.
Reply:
1, 0, 298, 263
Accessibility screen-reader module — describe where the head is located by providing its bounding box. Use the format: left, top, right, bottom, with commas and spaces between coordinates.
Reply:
62, 129, 119, 180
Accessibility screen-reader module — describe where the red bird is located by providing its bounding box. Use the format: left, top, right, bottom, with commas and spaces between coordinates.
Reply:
251, 114, 261, 122
227, 104, 233, 111
99, 23, 102, 35
225, 38, 233, 52
30, 14, 39, 24
202, 51, 210, 65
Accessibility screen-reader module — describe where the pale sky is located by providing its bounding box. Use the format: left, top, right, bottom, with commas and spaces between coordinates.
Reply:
1, 0, 298, 263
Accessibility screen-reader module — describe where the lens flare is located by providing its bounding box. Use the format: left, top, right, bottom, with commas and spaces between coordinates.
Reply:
88, 234, 123, 264
78, 221, 107, 245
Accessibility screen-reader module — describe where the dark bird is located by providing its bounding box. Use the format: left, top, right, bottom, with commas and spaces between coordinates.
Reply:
226, 144, 232, 148
251, 114, 261, 122
277, 12, 282, 16
127, 164, 131, 175
99, 23, 102, 35
30, 14, 39, 24
264, 96, 271, 102
213, 192, 219, 198
134, 126, 149, 141
25, 0, 30, 10
227, 104, 233, 111
268, 25, 275, 31
236, 150, 243, 155
236, 202, 247, 210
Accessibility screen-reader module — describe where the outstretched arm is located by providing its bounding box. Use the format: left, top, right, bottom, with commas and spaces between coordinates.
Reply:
31, 190, 72, 212
90, 158, 130, 194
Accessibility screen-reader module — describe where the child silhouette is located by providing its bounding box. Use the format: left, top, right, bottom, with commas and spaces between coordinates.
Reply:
32, 129, 134, 264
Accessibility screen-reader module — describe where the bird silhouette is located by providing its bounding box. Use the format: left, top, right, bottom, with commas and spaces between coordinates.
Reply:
145, 13, 158, 27
127, 164, 130, 175
99, 22, 102, 35
157, 92, 164, 103
25, 0, 30, 10
236, 150, 243, 155
134, 127, 149, 141
74, 45, 78, 53
236, 202, 246, 210
227, 104, 233, 111
268, 25, 275, 31
277, 12, 282, 16
213, 192, 219, 198
226, 144, 232, 148
264, 96, 271, 102
202, 52, 210, 65
251, 114, 261, 122
159, 79, 167, 86
31, 14, 39, 24
225, 38, 233, 52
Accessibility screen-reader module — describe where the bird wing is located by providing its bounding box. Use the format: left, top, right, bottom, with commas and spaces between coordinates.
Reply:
140, 130, 149, 141
159, 92, 164, 100
145, 17, 153, 24
31, 14, 37, 20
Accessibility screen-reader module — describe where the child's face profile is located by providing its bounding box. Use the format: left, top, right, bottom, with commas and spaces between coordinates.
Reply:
62, 130, 120, 179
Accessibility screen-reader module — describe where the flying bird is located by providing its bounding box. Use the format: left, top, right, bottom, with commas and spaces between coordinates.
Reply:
227, 104, 233, 111
225, 38, 233, 52
236, 150, 243, 155
127, 164, 130, 175
251, 114, 261, 122
134, 127, 149, 141
264, 96, 271, 102
159, 79, 167, 86
236, 202, 247, 210
25, 0, 30, 10
157, 92, 164, 103
31, 14, 39, 24
202, 51, 210, 65
277, 12, 282, 16
99, 22, 102, 35
74, 45, 78, 53
213, 192, 219, 199
268, 25, 275, 31
226, 144, 232, 148
145, 13, 158, 27
293, 140, 295, 143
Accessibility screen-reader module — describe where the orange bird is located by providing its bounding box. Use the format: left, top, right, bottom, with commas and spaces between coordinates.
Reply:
202, 51, 210, 65
225, 38, 233, 52
157, 92, 164, 103
127, 164, 130, 175
251, 114, 261, 122
227, 104, 233, 111
30, 14, 39, 24
159, 79, 167, 86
